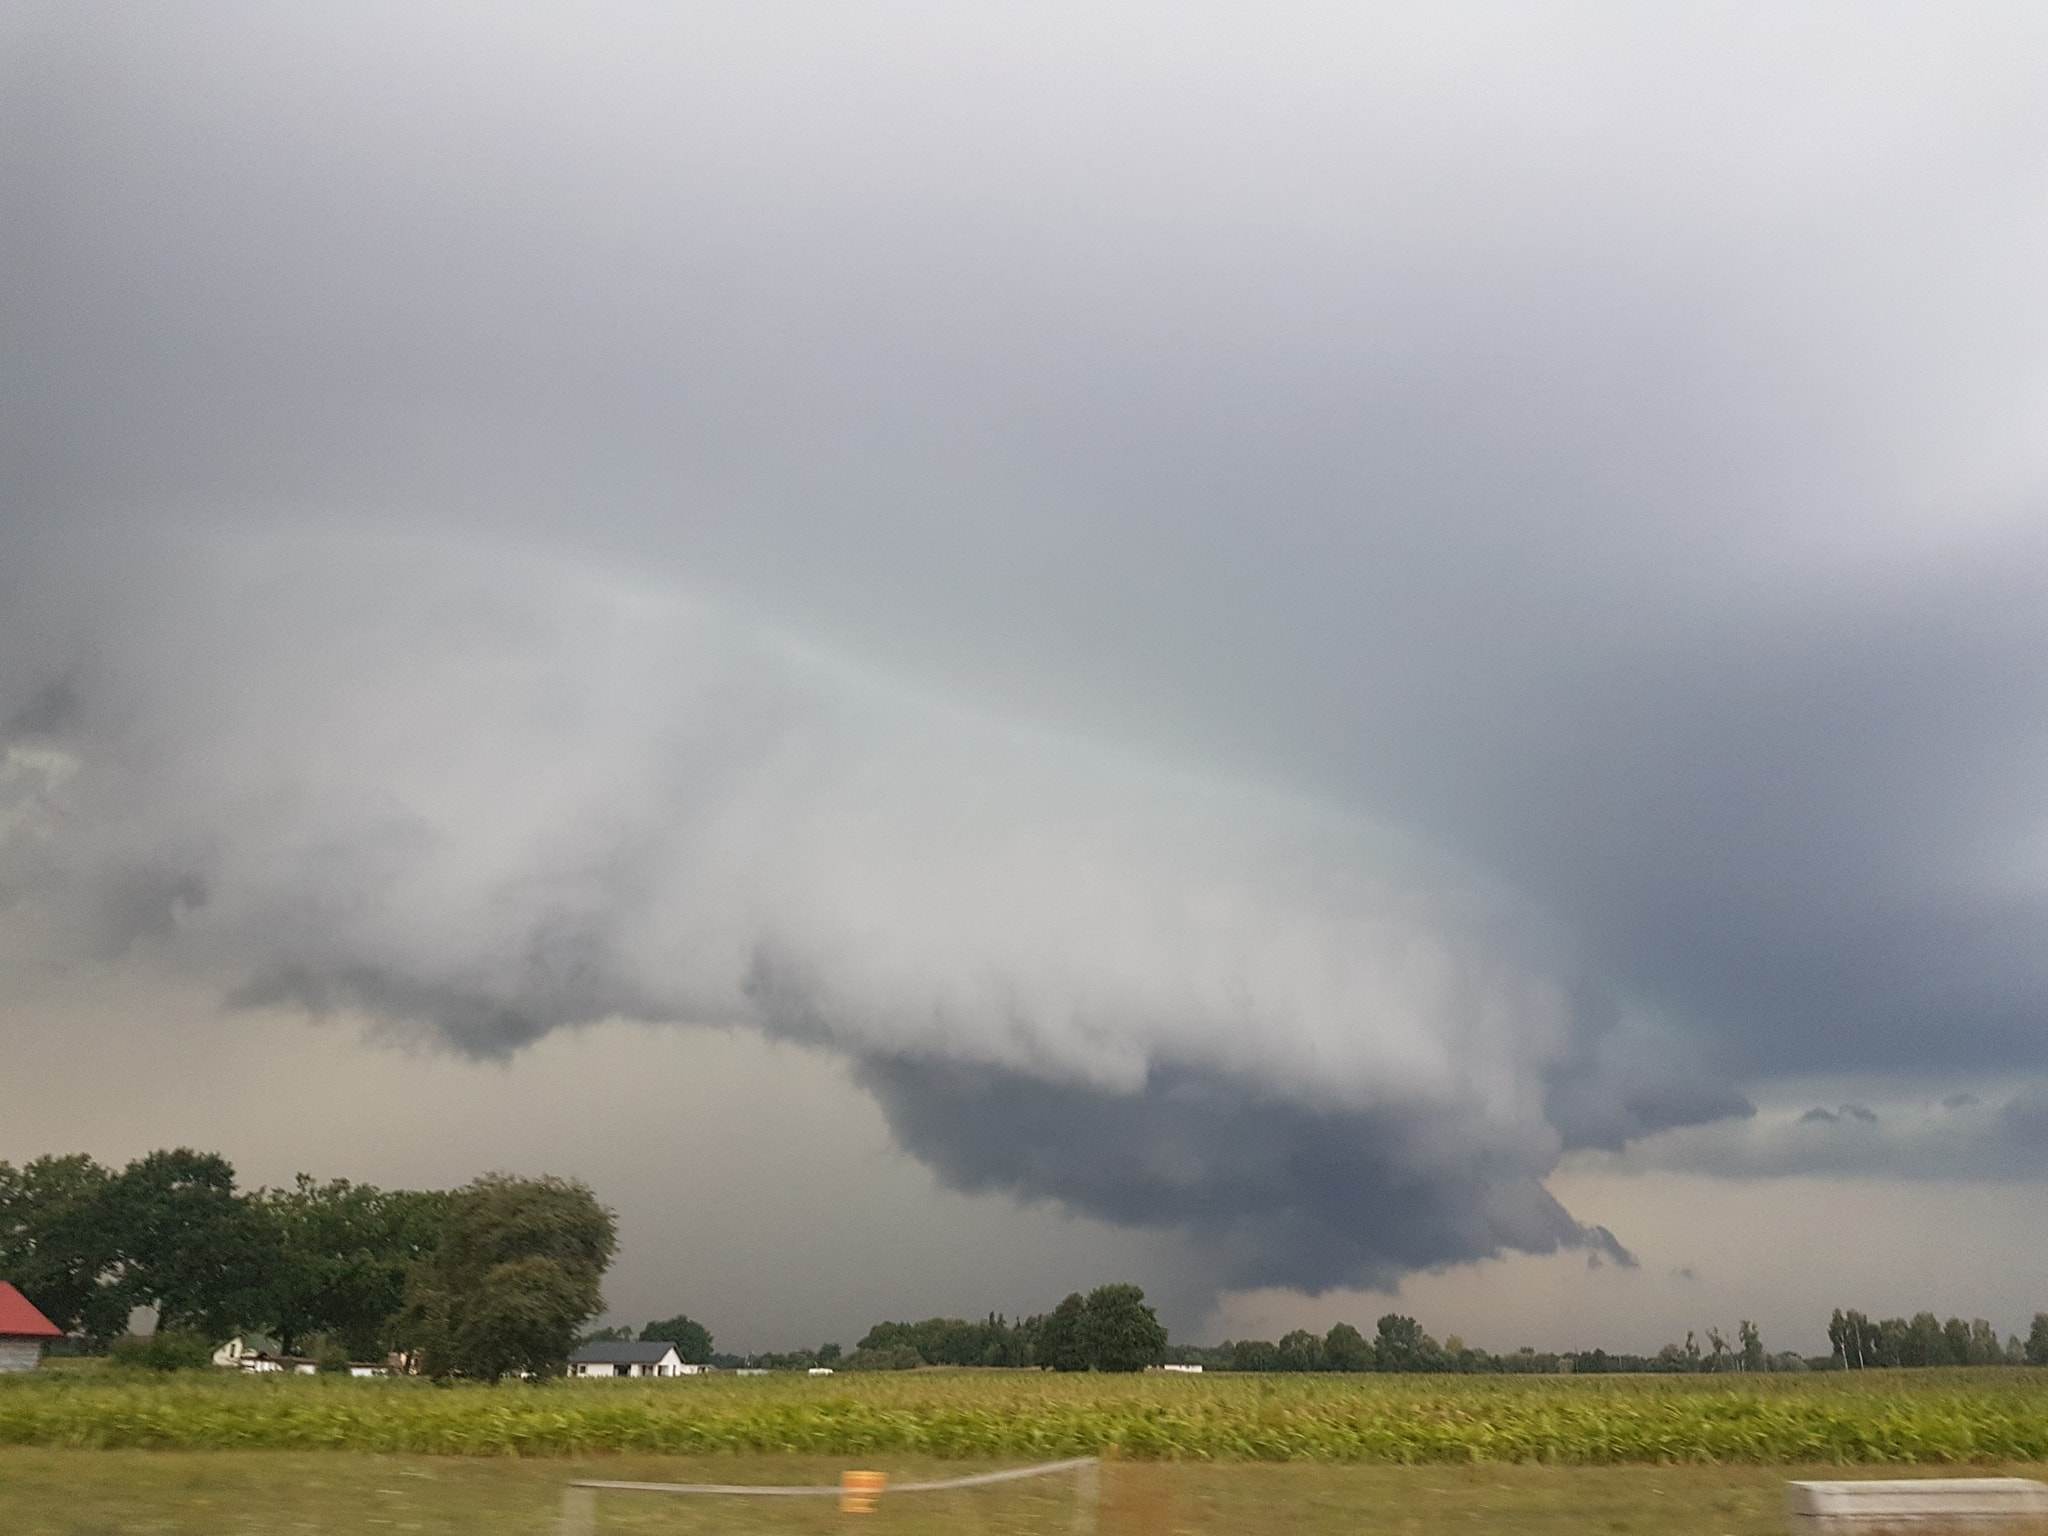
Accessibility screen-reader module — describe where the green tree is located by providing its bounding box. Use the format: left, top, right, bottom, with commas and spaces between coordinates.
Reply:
398, 1173, 616, 1382
641, 1313, 714, 1364
1901, 1312, 1946, 1367
107, 1150, 278, 1339
1230, 1338, 1279, 1371
0, 1155, 128, 1343
2027, 1314, 2048, 1366
1036, 1293, 1091, 1372
1374, 1314, 1438, 1372
1323, 1321, 1372, 1372
1276, 1328, 1323, 1372
1081, 1283, 1166, 1372
258, 1177, 447, 1357
1738, 1319, 1764, 1373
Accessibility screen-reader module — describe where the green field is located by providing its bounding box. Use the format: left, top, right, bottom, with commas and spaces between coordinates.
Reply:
4, 1367, 2047, 1463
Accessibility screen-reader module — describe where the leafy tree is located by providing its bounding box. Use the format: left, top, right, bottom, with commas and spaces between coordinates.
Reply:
2027, 1314, 2048, 1366
1230, 1338, 1280, 1371
107, 1150, 278, 1338
399, 1173, 616, 1382
641, 1313, 714, 1364
1738, 1319, 1764, 1373
1942, 1316, 1973, 1367
816, 1342, 842, 1365
1323, 1321, 1372, 1372
1036, 1293, 1091, 1372
1967, 1318, 2000, 1366
1901, 1312, 1946, 1368
0, 1155, 128, 1343
1374, 1314, 1438, 1372
258, 1177, 447, 1357
1081, 1283, 1166, 1372
1705, 1326, 1728, 1371
1276, 1328, 1323, 1372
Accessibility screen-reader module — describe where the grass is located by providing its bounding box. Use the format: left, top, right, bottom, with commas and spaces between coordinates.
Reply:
4, 1447, 2048, 1536
6, 1368, 2048, 1464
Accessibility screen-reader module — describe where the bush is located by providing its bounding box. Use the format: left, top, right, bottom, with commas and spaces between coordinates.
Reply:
109, 1331, 216, 1372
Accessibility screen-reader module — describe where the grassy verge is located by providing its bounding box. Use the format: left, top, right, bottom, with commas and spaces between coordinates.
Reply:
6, 1448, 2048, 1536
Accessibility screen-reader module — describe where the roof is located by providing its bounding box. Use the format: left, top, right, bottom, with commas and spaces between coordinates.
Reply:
0, 1283, 62, 1339
569, 1339, 680, 1365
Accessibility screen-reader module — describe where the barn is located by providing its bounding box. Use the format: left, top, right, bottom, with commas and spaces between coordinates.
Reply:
0, 1282, 62, 1372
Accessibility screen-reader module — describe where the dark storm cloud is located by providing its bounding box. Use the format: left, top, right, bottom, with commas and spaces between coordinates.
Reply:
5, 3, 2048, 1295
855, 1055, 1634, 1293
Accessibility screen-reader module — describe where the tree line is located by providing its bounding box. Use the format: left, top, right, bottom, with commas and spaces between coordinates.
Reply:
1828, 1309, 2048, 1369
0, 1149, 615, 1381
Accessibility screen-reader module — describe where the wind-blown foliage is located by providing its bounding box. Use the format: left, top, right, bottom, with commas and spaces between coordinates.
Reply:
4, 1368, 2048, 1462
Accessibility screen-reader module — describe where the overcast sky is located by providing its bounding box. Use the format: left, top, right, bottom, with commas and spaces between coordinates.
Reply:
4, 2, 2047, 1353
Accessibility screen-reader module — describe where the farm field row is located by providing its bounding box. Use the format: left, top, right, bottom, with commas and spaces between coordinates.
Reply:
4, 1368, 2047, 1463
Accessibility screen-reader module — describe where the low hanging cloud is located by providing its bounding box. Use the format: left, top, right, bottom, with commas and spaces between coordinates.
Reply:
1598, 1087, 2048, 1184
0, 531, 1732, 1293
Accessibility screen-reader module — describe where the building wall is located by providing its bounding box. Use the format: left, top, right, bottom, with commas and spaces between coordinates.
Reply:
0, 1338, 43, 1373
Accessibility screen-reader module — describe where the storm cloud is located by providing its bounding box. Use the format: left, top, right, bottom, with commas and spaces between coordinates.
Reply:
5, 3, 2048, 1304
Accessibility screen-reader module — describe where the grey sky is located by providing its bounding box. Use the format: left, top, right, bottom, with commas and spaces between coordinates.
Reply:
4, 3, 2047, 1347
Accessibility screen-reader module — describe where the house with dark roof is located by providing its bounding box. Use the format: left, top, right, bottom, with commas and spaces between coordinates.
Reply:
566, 1339, 701, 1378
0, 1282, 62, 1372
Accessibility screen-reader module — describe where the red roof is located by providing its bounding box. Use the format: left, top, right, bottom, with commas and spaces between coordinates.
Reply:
0, 1282, 62, 1338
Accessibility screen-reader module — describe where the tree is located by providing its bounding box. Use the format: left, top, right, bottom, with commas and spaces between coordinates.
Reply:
0, 1155, 128, 1343
2027, 1314, 2048, 1367
1375, 1314, 1437, 1372
641, 1313, 714, 1364
1967, 1318, 2000, 1366
398, 1173, 616, 1382
1081, 1283, 1167, 1372
106, 1149, 278, 1339
1942, 1317, 1973, 1368
1901, 1312, 1946, 1368
1276, 1328, 1323, 1372
1230, 1338, 1280, 1371
258, 1177, 447, 1358
1323, 1321, 1372, 1372
1704, 1326, 1728, 1371
1738, 1320, 1764, 1373
1036, 1293, 1090, 1372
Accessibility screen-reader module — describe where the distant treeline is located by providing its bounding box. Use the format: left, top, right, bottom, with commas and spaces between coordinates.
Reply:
739, 1309, 2048, 1376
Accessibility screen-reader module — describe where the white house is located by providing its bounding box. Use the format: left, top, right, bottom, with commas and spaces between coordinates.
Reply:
1161, 1363, 1204, 1373
807, 1366, 835, 1376
566, 1340, 693, 1378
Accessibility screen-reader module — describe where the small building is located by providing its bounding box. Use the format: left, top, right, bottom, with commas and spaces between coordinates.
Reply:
0, 1283, 62, 1372
806, 1366, 835, 1376
1161, 1363, 1204, 1373
567, 1340, 691, 1378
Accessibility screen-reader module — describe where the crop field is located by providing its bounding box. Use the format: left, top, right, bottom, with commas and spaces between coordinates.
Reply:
4, 1367, 2048, 1464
